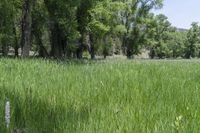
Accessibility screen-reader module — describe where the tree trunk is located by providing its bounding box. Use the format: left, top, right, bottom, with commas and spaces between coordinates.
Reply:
21, 0, 35, 57
122, 34, 128, 55
150, 48, 155, 59
14, 45, 19, 57
49, 22, 64, 58
76, 36, 84, 59
32, 26, 49, 57
126, 50, 133, 59
2, 44, 8, 56
126, 43, 133, 59
90, 46, 95, 59
76, 47, 83, 59
36, 34, 49, 58
76, 1, 91, 59
104, 54, 107, 59
44, 0, 66, 59
89, 34, 95, 59
13, 23, 19, 57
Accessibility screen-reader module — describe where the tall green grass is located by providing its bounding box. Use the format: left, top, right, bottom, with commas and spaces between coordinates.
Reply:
0, 59, 200, 133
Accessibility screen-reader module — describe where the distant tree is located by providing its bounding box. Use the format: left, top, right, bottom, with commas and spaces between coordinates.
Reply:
146, 14, 173, 58
117, 0, 163, 58
88, 0, 124, 59
184, 22, 200, 58
166, 31, 187, 58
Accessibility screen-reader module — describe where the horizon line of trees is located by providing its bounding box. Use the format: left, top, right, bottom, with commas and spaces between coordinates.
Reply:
0, 0, 200, 59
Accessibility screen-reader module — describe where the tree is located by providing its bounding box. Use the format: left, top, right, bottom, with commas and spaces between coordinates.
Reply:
21, 0, 36, 57
146, 14, 173, 58
44, 0, 80, 58
117, 0, 163, 58
76, 0, 103, 59
88, 0, 118, 59
166, 31, 186, 58
184, 22, 200, 58
3, 0, 192, 60
0, 0, 17, 56
32, 0, 49, 57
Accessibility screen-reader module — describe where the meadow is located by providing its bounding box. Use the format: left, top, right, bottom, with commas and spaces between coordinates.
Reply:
0, 59, 200, 133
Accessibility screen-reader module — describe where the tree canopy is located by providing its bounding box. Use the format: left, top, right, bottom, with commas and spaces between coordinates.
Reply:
0, 0, 199, 59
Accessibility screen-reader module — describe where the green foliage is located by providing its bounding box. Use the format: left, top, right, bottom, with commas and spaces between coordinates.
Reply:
184, 22, 200, 58
45, 0, 80, 41
0, 0, 15, 47
147, 14, 179, 58
115, 0, 164, 58
113, 25, 127, 35
88, 20, 110, 38
166, 31, 187, 58
0, 0, 200, 59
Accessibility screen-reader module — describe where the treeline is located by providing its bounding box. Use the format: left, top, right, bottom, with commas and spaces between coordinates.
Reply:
0, 0, 200, 59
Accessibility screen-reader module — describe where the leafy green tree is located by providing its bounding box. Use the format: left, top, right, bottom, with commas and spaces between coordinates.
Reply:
0, 0, 16, 56
2, 0, 197, 60
147, 14, 173, 58
117, 0, 163, 58
32, 0, 50, 57
184, 22, 200, 58
88, 0, 121, 59
76, 0, 98, 58
44, 0, 80, 58
166, 31, 187, 58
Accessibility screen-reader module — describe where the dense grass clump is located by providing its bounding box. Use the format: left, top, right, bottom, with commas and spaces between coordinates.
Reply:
0, 59, 200, 133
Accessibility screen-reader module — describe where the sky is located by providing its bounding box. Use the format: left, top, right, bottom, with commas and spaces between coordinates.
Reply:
153, 0, 200, 29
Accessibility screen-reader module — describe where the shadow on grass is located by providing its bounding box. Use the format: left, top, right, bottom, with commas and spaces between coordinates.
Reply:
0, 87, 90, 133
0, 55, 103, 65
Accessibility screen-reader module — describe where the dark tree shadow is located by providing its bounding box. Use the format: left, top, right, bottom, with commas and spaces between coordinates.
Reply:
0, 87, 90, 133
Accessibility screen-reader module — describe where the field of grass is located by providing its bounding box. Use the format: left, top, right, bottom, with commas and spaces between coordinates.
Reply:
0, 59, 200, 133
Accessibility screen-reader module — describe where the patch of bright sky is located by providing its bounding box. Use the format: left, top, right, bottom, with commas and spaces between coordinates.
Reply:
153, 0, 200, 29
